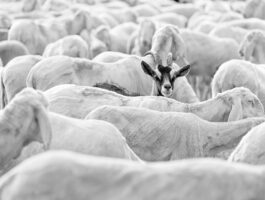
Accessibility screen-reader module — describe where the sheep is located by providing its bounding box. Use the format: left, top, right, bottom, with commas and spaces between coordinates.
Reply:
45, 84, 264, 122
179, 30, 240, 77
147, 25, 189, 67
131, 3, 161, 17
162, 3, 201, 19
140, 12, 188, 28
26, 54, 198, 103
193, 21, 217, 34
93, 51, 130, 63
93, 23, 138, 53
0, 40, 29, 66
1, 151, 265, 200
0, 13, 12, 29
219, 18, 265, 31
1, 55, 42, 108
229, 121, 265, 165
188, 11, 220, 30
8, 10, 93, 54
43, 35, 91, 59
26, 25, 199, 104
179, 30, 240, 100
79, 29, 108, 58
22, 0, 41, 12
127, 19, 156, 55
209, 25, 248, 44
97, 13, 119, 28
244, 0, 265, 20
0, 88, 141, 174
212, 59, 265, 109
239, 30, 265, 64
105, 9, 138, 24
86, 105, 265, 161
128, 13, 187, 56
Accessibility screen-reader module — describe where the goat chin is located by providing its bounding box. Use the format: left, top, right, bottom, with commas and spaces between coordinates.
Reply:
161, 90, 173, 97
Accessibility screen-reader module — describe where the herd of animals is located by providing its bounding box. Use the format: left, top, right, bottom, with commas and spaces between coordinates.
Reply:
0, 0, 265, 199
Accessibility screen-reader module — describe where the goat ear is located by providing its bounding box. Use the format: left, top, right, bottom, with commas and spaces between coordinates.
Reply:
31, 104, 52, 150
228, 97, 243, 121
173, 64, 191, 78
141, 61, 157, 78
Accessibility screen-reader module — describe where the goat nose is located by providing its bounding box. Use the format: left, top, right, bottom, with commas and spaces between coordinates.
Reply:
164, 84, 171, 90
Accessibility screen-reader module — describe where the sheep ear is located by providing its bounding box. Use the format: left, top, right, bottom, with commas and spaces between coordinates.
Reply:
173, 64, 191, 78
95, 26, 110, 41
32, 105, 52, 150
228, 97, 243, 121
141, 61, 157, 78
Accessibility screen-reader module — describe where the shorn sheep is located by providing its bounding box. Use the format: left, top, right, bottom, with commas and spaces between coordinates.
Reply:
212, 59, 265, 108
239, 30, 265, 64
229, 121, 265, 165
0, 151, 264, 200
86, 105, 265, 161
1, 55, 42, 108
45, 85, 264, 122
26, 25, 198, 103
0, 88, 141, 175
0, 40, 29, 66
42, 35, 91, 59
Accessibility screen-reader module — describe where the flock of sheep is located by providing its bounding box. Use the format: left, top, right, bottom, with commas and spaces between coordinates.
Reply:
0, 0, 265, 199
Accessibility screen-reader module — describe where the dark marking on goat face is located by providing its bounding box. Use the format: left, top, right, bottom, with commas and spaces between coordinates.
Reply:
141, 61, 190, 97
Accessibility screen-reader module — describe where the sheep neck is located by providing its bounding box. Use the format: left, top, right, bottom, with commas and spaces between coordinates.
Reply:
188, 97, 229, 122
201, 117, 265, 157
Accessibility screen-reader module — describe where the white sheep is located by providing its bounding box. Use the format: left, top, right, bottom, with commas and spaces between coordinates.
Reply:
93, 22, 138, 53
239, 30, 265, 64
162, 3, 201, 20
0, 40, 29, 66
179, 30, 240, 77
93, 51, 130, 63
86, 105, 265, 161
244, 0, 265, 20
1, 55, 42, 108
45, 85, 264, 122
127, 19, 156, 55
212, 59, 265, 108
0, 88, 141, 174
43, 35, 91, 59
229, 121, 265, 165
209, 25, 248, 45
26, 26, 199, 103
0, 151, 264, 200
8, 10, 93, 54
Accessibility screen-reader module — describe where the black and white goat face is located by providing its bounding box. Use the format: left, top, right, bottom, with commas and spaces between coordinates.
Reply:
141, 61, 191, 97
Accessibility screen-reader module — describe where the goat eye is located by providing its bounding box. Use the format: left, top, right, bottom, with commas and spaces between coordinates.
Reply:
153, 75, 160, 81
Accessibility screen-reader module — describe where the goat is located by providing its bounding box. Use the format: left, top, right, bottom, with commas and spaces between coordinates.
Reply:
141, 53, 190, 97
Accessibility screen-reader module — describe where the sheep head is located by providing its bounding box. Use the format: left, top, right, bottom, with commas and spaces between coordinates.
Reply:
221, 87, 264, 121
137, 19, 156, 56
141, 54, 190, 98
0, 88, 52, 168
239, 30, 265, 62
